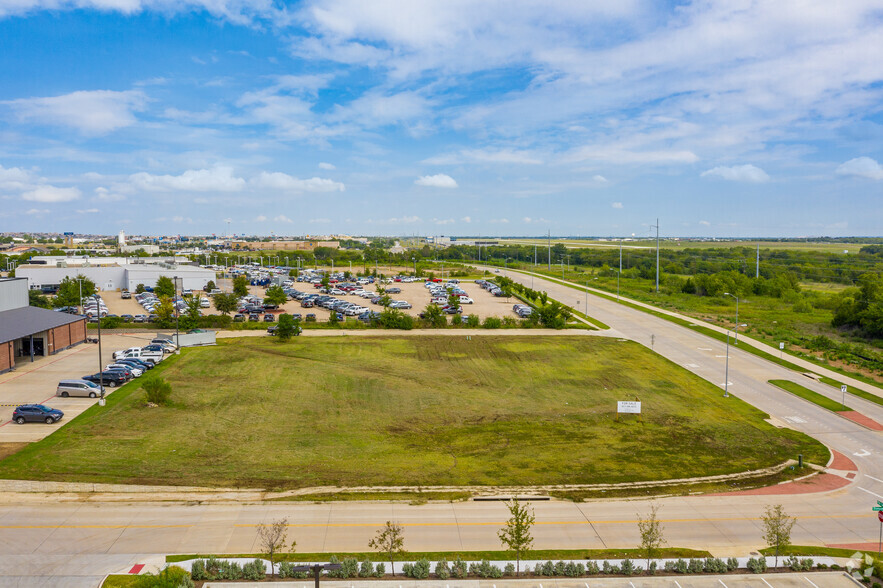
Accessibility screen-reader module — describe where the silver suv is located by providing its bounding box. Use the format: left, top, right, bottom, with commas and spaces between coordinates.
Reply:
56, 379, 103, 398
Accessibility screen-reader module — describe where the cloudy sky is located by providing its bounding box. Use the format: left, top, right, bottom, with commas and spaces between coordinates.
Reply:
1, 0, 882, 237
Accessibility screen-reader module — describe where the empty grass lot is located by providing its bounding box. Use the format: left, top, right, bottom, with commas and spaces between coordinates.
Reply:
0, 336, 827, 489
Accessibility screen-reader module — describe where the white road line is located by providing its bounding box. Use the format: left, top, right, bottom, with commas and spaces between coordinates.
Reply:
675, 581, 683, 588
865, 475, 883, 484
804, 576, 820, 588
858, 486, 883, 500
720, 579, 729, 588
761, 578, 774, 588
630, 583, 636, 588
698, 347, 713, 351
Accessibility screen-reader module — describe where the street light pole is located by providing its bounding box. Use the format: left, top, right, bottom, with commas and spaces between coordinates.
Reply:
724, 323, 747, 398
94, 294, 103, 393
173, 276, 180, 349
724, 292, 740, 344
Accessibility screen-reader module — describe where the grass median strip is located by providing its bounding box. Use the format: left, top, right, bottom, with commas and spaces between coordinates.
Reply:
768, 379, 849, 412
166, 547, 713, 564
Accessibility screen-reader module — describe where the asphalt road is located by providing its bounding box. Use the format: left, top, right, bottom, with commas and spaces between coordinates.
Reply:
1, 270, 882, 585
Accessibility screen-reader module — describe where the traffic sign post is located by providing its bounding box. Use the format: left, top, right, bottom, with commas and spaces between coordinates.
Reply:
874, 501, 883, 554
841, 385, 848, 410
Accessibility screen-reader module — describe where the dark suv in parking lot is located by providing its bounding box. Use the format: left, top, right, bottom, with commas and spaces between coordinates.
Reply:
13, 404, 64, 424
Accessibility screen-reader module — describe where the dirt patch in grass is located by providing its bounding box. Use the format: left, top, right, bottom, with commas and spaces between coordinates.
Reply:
0, 443, 28, 461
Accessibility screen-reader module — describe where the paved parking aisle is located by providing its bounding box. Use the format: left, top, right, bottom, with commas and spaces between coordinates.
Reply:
0, 332, 155, 442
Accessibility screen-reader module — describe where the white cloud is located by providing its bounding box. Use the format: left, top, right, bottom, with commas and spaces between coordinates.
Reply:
254, 215, 268, 222
171, 216, 193, 223
415, 173, 458, 188
22, 185, 81, 202
699, 220, 711, 226
24, 208, 50, 215
387, 215, 421, 224
593, 175, 608, 183
309, 217, 331, 223
129, 166, 246, 192
425, 148, 543, 165
76, 208, 100, 214
5, 89, 147, 135
490, 218, 509, 224
611, 202, 623, 209
273, 215, 293, 223
94, 187, 126, 202
701, 164, 770, 183
0, 164, 37, 190
318, 162, 336, 170
251, 172, 345, 192
836, 156, 883, 180
433, 218, 455, 225
460, 216, 471, 223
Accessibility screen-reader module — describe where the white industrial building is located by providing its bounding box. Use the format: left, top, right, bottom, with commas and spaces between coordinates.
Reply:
16, 258, 215, 292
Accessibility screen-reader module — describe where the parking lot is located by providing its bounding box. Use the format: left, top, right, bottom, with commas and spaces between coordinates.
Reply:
0, 332, 154, 443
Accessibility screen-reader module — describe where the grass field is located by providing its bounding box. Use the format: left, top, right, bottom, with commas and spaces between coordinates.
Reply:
769, 380, 849, 412
0, 336, 828, 489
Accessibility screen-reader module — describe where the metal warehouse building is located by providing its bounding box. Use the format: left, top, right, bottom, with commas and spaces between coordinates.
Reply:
15, 259, 215, 292
0, 278, 87, 374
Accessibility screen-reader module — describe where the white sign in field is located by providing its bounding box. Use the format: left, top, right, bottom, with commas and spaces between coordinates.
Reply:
617, 401, 641, 414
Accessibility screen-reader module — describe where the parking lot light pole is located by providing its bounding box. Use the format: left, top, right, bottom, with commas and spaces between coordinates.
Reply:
173, 276, 180, 351
724, 323, 747, 398
93, 294, 104, 393
724, 292, 740, 344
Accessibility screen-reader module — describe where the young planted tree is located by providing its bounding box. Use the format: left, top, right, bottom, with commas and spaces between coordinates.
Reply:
135, 283, 146, 294
422, 304, 446, 328
232, 275, 250, 298
28, 289, 51, 308
761, 504, 795, 568
264, 284, 288, 307
180, 294, 202, 330
637, 503, 666, 569
497, 498, 534, 576
369, 521, 405, 576
257, 517, 295, 578
447, 293, 460, 312
153, 296, 176, 328
275, 314, 300, 341
212, 292, 238, 315
204, 280, 216, 292
154, 275, 175, 298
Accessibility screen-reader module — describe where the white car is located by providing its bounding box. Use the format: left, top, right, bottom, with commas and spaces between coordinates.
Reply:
106, 363, 143, 377
459, 297, 474, 304
199, 298, 210, 308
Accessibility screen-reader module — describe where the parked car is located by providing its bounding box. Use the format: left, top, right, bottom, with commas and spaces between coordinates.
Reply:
233, 313, 245, 322
13, 404, 64, 424
121, 290, 131, 299
56, 379, 103, 398
82, 372, 128, 387
263, 314, 275, 322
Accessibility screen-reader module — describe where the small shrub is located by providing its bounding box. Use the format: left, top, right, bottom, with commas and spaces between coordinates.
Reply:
664, 561, 676, 573
435, 559, 450, 579
555, 560, 566, 576
340, 557, 359, 578
482, 316, 502, 329
469, 560, 502, 579
190, 559, 207, 581
585, 561, 600, 575
503, 562, 515, 576
747, 557, 767, 574
688, 559, 704, 574
136, 565, 193, 588
541, 560, 556, 576
373, 563, 385, 577
621, 559, 635, 576
648, 561, 657, 575
359, 559, 374, 577
674, 558, 688, 574
409, 558, 430, 579
727, 557, 739, 571
564, 562, 585, 577
142, 377, 172, 405
450, 558, 467, 579
800, 558, 814, 571
466, 314, 480, 327
706, 557, 727, 573
831, 564, 841, 571
242, 559, 266, 581
278, 562, 293, 578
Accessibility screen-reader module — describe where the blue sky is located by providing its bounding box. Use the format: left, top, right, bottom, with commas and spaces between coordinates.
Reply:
1, 0, 882, 238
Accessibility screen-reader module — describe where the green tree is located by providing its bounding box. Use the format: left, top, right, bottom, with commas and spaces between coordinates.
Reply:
422, 304, 446, 328
447, 292, 460, 312
28, 289, 51, 308
213, 292, 238, 315
497, 499, 534, 576
180, 295, 202, 330
637, 503, 666, 569
761, 504, 795, 568
204, 279, 216, 292
233, 275, 249, 297
53, 275, 96, 308
153, 296, 176, 329
276, 314, 301, 341
154, 276, 175, 298
264, 284, 288, 307
320, 273, 330, 288
328, 308, 340, 325
135, 283, 146, 294
369, 521, 406, 577
142, 377, 172, 405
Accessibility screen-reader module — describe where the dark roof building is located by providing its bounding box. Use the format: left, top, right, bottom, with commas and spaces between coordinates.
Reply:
0, 278, 87, 374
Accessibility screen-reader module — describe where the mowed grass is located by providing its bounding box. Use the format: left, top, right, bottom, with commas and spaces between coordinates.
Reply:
0, 337, 827, 489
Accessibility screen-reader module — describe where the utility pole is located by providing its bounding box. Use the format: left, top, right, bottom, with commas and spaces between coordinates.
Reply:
618, 238, 622, 301
650, 218, 660, 293
534, 244, 537, 266
547, 229, 551, 271
756, 243, 760, 278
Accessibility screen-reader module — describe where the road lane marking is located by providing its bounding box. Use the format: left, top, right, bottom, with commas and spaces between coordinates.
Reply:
853, 449, 870, 457
804, 577, 820, 588
675, 582, 683, 588
865, 475, 883, 484
761, 578, 774, 588
857, 487, 883, 500
698, 348, 713, 351
719, 580, 729, 588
